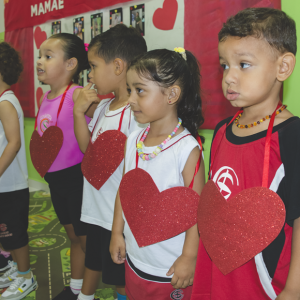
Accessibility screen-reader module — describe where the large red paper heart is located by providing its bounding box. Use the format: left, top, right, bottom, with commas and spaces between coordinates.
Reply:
34, 26, 47, 49
120, 168, 199, 247
81, 130, 127, 190
30, 126, 63, 178
36, 87, 43, 109
153, 0, 178, 30
197, 180, 286, 275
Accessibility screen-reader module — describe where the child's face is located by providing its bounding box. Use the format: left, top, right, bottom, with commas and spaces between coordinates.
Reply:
218, 36, 280, 108
87, 48, 117, 95
37, 38, 68, 85
127, 68, 170, 124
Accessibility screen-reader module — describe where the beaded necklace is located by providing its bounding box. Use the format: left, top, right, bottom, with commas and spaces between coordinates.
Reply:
234, 104, 287, 129
137, 118, 182, 161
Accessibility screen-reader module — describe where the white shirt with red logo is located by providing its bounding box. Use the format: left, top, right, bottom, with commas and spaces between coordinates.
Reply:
123, 128, 200, 280
81, 98, 146, 230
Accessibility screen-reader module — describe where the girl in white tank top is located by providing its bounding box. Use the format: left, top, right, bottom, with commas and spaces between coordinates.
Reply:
110, 48, 205, 300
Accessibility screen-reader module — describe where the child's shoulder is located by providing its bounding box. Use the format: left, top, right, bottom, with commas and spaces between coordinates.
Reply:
212, 116, 233, 140
127, 127, 145, 143
0, 91, 21, 115
174, 128, 201, 151
277, 116, 300, 144
92, 97, 113, 117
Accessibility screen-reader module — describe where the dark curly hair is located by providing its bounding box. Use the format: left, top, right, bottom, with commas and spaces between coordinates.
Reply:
219, 8, 297, 55
0, 42, 23, 85
128, 49, 204, 142
49, 33, 90, 83
89, 24, 147, 64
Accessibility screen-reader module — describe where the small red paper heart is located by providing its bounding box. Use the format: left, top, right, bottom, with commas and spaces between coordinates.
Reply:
36, 87, 43, 109
197, 180, 286, 275
30, 127, 63, 178
120, 168, 199, 247
34, 26, 47, 49
81, 130, 127, 190
153, 0, 178, 30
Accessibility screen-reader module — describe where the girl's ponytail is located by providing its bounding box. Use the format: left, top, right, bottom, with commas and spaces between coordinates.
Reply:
49, 33, 89, 83
177, 50, 204, 143
129, 49, 204, 143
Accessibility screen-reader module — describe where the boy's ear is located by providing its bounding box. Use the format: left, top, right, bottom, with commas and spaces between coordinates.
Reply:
114, 58, 126, 76
66, 57, 78, 72
277, 52, 296, 82
166, 85, 181, 105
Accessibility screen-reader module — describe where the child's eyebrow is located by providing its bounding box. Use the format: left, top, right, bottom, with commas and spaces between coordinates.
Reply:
132, 82, 147, 87
235, 52, 256, 58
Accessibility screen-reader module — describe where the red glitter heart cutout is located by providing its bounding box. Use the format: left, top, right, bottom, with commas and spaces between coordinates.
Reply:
81, 130, 127, 190
120, 168, 199, 247
34, 26, 47, 49
197, 180, 286, 275
30, 127, 63, 178
152, 0, 178, 30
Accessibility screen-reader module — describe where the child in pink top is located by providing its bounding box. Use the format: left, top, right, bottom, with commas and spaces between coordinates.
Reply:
34, 33, 97, 300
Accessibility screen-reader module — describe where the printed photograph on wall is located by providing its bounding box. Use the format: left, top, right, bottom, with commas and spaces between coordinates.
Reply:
51, 21, 61, 35
130, 4, 145, 36
110, 8, 123, 27
73, 17, 84, 41
73, 17, 85, 86
91, 13, 103, 39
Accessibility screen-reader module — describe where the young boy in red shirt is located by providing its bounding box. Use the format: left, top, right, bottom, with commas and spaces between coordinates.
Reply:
192, 8, 300, 300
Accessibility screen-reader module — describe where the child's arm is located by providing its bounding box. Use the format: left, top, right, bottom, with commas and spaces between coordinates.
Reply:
276, 216, 300, 300
166, 146, 205, 289
110, 142, 127, 264
109, 188, 126, 264
72, 87, 98, 118
73, 83, 100, 153
0, 101, 21, 177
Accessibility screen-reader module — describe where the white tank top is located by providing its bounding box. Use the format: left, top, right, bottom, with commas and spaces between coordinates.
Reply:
0, 91, 28, 192
81, 98, 147, 230
123, 128, 200, 278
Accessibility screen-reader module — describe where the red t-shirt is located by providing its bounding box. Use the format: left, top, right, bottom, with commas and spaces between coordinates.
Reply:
192, 116, 300, 300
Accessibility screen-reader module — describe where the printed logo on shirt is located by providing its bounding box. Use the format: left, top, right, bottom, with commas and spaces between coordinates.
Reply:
0, 223, 12, 238
39, 114, 52, 132
212, 166, 239, 200
0, 224, 7, 232
170, 289, 184, 299
95, 127, 104, 139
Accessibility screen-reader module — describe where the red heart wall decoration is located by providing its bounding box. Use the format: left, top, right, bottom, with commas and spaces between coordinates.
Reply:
120, 168, 199, 247
30, 126, 63, 178
81, 130, 127, 190
34, 26, 47, 49
153, 0, 178, 30
197, 180, 286, 275
36, 87, 43, 109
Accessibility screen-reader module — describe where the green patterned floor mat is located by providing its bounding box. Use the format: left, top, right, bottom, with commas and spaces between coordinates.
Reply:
0, 191, 116, 300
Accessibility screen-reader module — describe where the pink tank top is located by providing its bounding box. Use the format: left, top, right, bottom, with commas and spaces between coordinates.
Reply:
37, 86, 90, 172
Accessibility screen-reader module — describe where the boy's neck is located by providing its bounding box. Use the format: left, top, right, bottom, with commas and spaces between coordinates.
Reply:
241, 96, 281, 122
110, 77, 129, 110
0, 81, 11, 95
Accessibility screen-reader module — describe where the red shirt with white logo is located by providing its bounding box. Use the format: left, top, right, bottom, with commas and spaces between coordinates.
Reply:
192, 116, 300, 300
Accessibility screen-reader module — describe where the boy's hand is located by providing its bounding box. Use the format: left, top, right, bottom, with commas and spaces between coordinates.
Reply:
73, 83, 100, 115
109, 233, 126, 264
276, 289, 300, 300
166, 254, 197, 289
